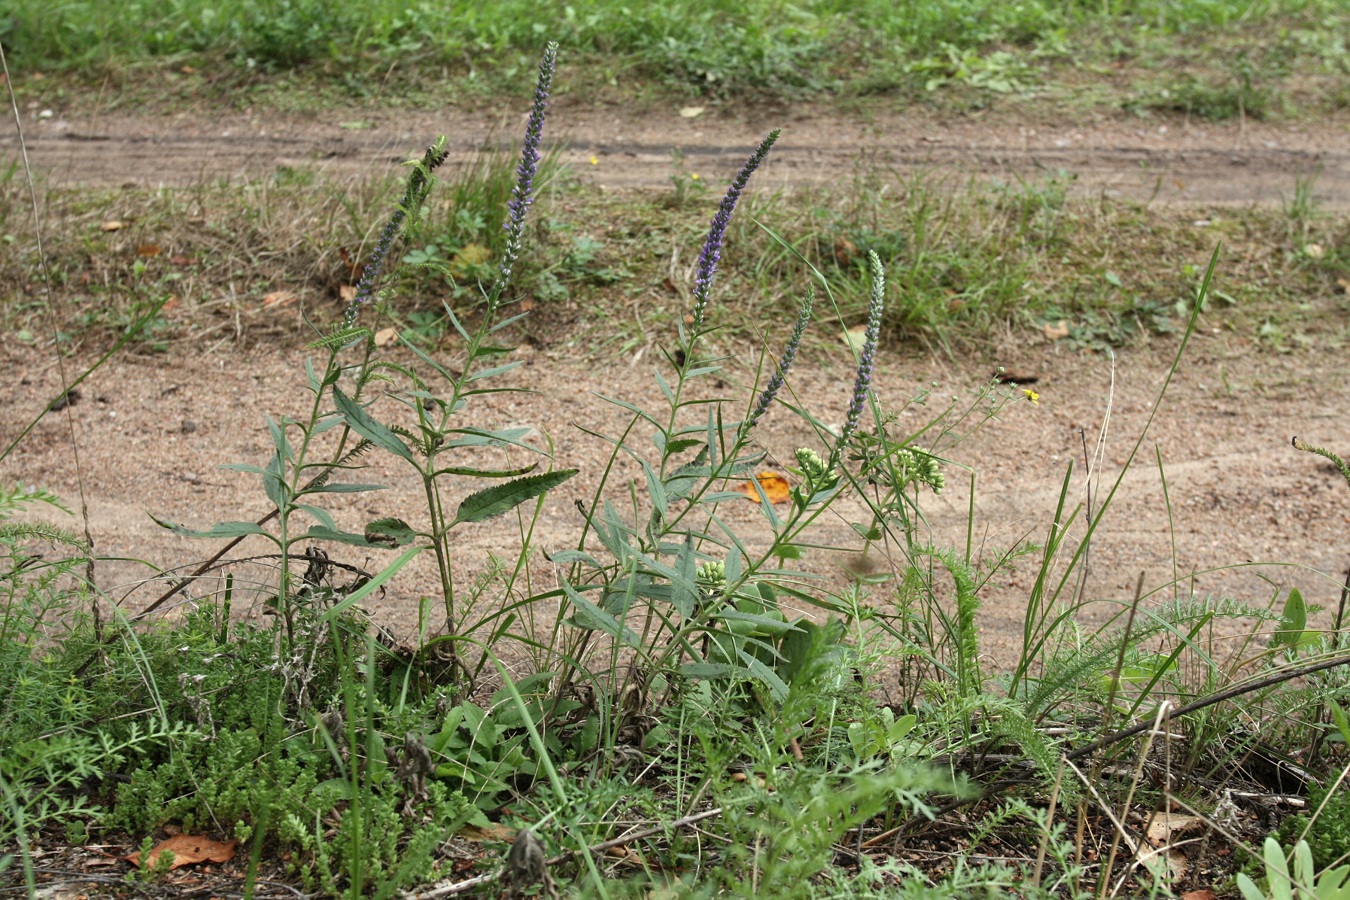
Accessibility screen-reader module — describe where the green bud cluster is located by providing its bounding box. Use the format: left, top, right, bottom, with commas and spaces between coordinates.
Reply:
696, 560, 727, 593
898, 448, 945, 494
793, 447, 840, 506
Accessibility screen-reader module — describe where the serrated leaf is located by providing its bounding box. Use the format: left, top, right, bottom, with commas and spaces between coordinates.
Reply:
364, 517, 417, 547
305, 482, 386, 493
153, 516, 273, 541
451, 469, 578, 525
302, 525, 377, 547
333, 387, 414, 462
432, 463, 538, 479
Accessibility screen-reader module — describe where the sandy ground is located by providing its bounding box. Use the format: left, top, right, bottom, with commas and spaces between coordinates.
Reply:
3, 103, 1349, 671
8, 100, 1350, 209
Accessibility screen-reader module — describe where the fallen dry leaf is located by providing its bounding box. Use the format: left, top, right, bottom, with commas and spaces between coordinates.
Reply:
1145, 812, 1205, 848
136, 244, 161, 257
1181, 890, 1216, 900
374, 327, 399, 347
339, 284, 358, 303
1044, 319, 1071, 341
447, 243, 492, 281
126, 834, 236, 871
101, 220, 124, 232
458, 823, 516, 843
737, 472, 791, 504
842, 324, 868, 352
262, 290, 297, 309
679, 106, 706, 119
834, 235, 858, 268
1337, 277, 1349, 295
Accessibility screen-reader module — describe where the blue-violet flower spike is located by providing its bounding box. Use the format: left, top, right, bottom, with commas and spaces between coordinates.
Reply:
688, 129, 780, 336
495, 41, 558, 301
836, 250, 886, 457
343, 138, 450, 327
745, 285, 813, 432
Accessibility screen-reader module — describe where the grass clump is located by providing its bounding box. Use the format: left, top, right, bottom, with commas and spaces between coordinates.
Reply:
2, 0, 1347, 115
3, 42, 1350, 900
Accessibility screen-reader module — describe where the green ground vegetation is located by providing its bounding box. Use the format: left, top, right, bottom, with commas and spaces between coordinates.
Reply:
2, 154, 1347, 357
3, 36, 1350, 900
2, 0, 1348, 116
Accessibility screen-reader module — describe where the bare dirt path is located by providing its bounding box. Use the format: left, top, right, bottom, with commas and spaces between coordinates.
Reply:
10, 102, 1350, 208
4, 103, 1349, 670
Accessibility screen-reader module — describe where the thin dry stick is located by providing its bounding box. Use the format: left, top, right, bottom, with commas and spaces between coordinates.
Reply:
1031, 758, 1067, 889
1066, 654, 1350, 762
1098, 701, 1170, 898
0, 41, 97, 595
404, 807, 725, 899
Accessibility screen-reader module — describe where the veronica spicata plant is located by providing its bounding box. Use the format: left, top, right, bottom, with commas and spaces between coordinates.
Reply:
546, 195, 895, 737
158, 42, 573, 695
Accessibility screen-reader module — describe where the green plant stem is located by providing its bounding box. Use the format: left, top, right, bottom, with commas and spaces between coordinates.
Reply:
1066, 653, 1350, 762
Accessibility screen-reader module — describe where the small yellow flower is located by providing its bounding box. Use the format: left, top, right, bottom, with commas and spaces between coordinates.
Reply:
690, 173, 699, 180
589, 155, 598, 165
1023, 389, 1040, 405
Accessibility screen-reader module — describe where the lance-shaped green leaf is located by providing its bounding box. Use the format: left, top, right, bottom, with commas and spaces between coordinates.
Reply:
431, 462, 538, 479
152, 516, 274, 542
318, 544, 424, 624
451, 469, 578, 525
302, 525, 381, 547
1275, 587, 1307, 648
364, 517, 417, 547
332, 387, 415, 461
560, 579, 641, 646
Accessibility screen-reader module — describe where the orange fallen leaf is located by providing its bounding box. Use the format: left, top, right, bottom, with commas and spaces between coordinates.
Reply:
126, 834, 236, 871
374, 327, 399, 347
262, 290, 297, 309
1181, 891, 1216, 900
136, 244, 161, 257
737, 472, 791, 504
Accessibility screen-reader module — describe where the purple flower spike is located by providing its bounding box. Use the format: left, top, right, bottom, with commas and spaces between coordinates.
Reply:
836, 251, 886, 456
343, 140, 450, 327
688, 129, 780, 335
745, 286, 813, 432
495, 41, 559, 300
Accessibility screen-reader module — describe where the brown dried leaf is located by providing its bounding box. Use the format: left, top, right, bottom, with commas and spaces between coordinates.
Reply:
1145, 813, 1205, 848
136, 244, 161, 257
262, 290, 297, 309
374, 327, 399, 347
1044, 319, 1071, 341
339, 284, 358, 303
101, 220, 124, 232
126, 834, 236, 871
458, 823, 516, 843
